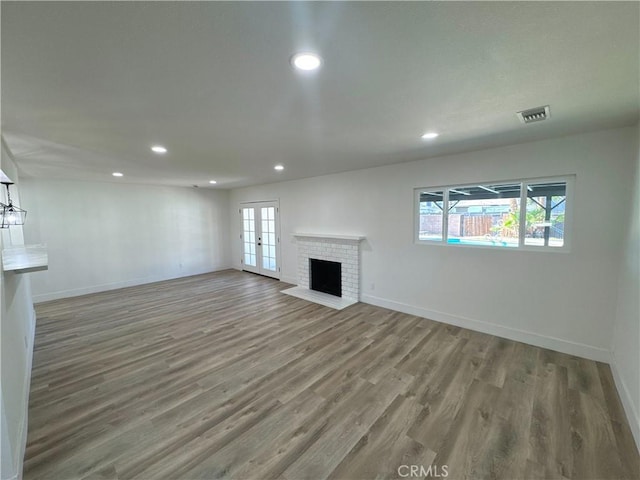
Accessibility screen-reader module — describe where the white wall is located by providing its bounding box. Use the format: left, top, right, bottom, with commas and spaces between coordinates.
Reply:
230, 126, 638, 362
1, 395, 15, 480
611, 126, 640, 450
21, 179, 231, 302
1, 142, 36, 480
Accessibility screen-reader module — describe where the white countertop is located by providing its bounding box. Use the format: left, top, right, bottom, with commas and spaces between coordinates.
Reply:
2, 244, 49, 273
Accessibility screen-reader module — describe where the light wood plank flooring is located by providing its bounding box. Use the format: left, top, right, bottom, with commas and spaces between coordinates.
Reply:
24, 270, 639, 479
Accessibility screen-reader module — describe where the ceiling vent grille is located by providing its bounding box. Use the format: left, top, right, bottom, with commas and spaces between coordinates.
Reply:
517, 105, 550, 124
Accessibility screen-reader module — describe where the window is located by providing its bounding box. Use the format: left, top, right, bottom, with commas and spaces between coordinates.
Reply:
417, 190, 444, 242
524, 181, 567, 247
415, 177, 572, 250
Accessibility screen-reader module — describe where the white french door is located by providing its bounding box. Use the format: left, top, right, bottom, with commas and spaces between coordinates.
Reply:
240, 201, 280, 279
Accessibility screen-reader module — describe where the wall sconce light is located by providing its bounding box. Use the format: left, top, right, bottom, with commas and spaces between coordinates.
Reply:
1, 182, 27, 228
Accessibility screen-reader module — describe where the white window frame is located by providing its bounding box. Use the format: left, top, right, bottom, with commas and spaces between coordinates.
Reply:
414, 175, 574, 252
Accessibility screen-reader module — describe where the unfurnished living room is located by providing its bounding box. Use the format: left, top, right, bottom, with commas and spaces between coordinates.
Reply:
1, 2, 639, 480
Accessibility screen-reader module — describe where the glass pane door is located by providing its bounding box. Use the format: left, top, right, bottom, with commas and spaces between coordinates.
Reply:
240, 201, 280, 279
261, 206, 277, 272
241, 207, 258, 274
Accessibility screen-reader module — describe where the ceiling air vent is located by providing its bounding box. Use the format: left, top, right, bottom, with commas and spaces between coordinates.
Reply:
517, 105, 550, 124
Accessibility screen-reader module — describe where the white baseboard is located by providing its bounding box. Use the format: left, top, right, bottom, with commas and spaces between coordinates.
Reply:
360, 294, 611, 363
232, 267, 297, 286
609, 352, 640, 453
280, 275, 297, 286
32, 265, 232, 303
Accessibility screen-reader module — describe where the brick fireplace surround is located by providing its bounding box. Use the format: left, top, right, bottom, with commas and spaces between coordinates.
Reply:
281, 233, 365, 310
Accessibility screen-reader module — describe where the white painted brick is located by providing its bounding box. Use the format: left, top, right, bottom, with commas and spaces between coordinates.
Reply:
297, 236, 362, 301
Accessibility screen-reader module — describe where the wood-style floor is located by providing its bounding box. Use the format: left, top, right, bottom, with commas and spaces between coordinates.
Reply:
24, 270, 639, 480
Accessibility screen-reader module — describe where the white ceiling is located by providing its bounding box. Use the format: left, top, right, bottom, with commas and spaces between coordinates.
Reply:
2, 2, 638, 189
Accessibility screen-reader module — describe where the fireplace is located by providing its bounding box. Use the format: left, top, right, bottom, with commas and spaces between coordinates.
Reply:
310, 259, 342, 297
282, 233, 365, 310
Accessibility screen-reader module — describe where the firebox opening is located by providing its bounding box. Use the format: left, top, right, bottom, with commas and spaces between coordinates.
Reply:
309, 258, 342, 298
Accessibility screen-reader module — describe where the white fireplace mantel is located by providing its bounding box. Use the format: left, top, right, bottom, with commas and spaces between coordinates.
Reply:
293, 233, 365, 242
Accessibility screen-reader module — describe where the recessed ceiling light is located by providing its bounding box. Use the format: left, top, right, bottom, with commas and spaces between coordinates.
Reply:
112, 172, 123, 177
291, 52, 322, 71
209, 180, 217, 184
421, 132, 439, 140
151, 145, 167, 154
274, 165, 284, 171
